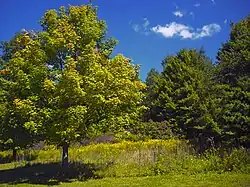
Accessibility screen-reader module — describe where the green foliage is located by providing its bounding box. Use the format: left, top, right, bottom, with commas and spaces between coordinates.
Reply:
0, 3, 249, 178
143, 69, 163, 122
204, 148, 250, 173
36, 5, 146, 146
0, 30, 45, 153
0, 4, 146, 164
144, 49, 218, 143
128, 121, 174, 140
216, 14, 250, 86
142, 15, 250, 149
213, 14, 250, 147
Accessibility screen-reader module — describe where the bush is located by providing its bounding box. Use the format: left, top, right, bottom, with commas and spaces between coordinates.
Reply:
0, 150, 38, 163
0, 151, 12, 163
205, 148, 250, 173
128, 121, 174, 141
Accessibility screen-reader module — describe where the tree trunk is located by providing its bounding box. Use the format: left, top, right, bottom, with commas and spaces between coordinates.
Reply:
12, 148, 17, 162
62, 143, 69, 169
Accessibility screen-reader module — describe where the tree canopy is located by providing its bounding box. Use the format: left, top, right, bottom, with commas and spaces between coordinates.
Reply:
143, 14, 250, 149
0, 5, 249, 166
213, 14, 250, 147
0, 5, 146, 165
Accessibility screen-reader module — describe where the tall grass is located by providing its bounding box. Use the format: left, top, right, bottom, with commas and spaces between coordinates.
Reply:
0, 139, 249, 178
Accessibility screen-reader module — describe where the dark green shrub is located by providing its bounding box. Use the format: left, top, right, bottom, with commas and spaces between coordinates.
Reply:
129, 121, 174, 141
205, 148, 250, 173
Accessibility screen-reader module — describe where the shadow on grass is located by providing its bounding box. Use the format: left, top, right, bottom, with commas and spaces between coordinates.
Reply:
0, 161, 100, 185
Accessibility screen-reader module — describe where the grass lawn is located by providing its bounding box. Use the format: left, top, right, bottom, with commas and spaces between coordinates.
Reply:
0, 173, 249, 187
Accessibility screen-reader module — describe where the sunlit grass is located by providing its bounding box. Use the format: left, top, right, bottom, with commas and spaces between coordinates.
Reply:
0, 173, 249, 187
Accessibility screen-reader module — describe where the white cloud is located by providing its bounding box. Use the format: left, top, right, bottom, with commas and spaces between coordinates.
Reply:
132, 24, 140, 32
131, 18, 151, 35
151, 22, 221, 40
196, 24, 221, 38
211, 0, 216, 4
224, 19, 228, 24
151, 22, 192, 38
143, 18, 150, 28
194, 3, 200, 7
173, 11, 184, 17
180, 29, 194, 39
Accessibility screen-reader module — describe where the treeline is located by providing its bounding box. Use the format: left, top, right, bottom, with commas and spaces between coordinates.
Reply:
0, 4, 249, 167
140, 14, 250, 150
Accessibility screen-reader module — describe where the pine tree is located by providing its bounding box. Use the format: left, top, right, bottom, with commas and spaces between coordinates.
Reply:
213, 14, 250, 148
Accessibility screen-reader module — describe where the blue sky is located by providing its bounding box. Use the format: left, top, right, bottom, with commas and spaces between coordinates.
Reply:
0, 0, 249, 80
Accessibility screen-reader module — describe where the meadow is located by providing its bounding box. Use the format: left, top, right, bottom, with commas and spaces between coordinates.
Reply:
0, 140, 249, 186
1, 2, 250, 187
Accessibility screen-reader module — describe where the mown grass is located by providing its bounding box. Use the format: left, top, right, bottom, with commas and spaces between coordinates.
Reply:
0, 173, 249, 187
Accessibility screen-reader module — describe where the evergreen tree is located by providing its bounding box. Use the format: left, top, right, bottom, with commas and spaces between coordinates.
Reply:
143, 68, 164, 122
213, 14, 250, 148
144, 49, 219, 149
